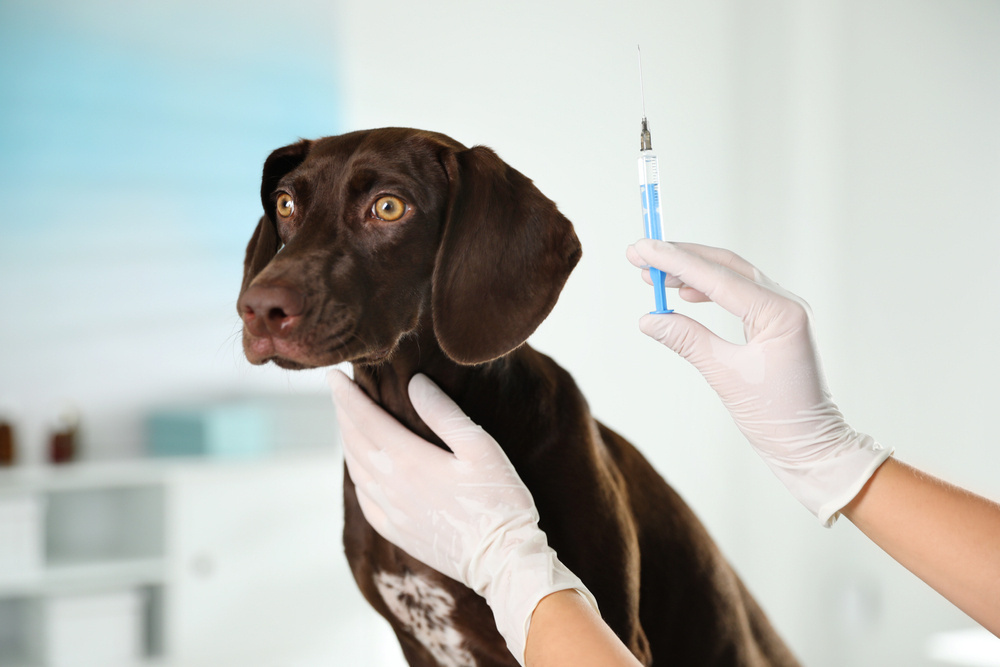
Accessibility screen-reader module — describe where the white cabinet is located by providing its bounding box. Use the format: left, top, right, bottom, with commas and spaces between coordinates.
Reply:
0, 463, 168, 667
0, 496, 43, 586
0, 451, 366, 667
44, 590, 146, 667
166, 453, 351, 666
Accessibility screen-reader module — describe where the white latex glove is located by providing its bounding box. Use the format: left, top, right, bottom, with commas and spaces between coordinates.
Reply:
327, 369, 598, 666
627, 239, 892, 526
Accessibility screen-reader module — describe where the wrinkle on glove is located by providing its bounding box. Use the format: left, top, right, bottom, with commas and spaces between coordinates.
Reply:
329, 369, 598, 665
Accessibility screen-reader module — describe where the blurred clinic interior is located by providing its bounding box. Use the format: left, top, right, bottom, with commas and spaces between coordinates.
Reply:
1, 0, 999, 665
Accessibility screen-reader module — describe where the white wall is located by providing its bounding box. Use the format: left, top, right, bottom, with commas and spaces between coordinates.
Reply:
715, 2, 1000, 663
1, 1, 998, 664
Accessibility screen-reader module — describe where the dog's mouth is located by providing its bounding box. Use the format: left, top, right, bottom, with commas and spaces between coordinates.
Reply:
269, 356, 314, 371
241, 320, 392, 369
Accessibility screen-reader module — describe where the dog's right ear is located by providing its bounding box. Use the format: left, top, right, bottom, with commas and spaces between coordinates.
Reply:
240, 140, 312, 294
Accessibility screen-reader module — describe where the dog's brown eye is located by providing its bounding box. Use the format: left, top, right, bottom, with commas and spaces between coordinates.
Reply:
276, 193, 295, 219
372, 195, 406, 222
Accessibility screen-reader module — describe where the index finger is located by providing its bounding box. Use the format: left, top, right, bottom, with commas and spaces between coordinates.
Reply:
628, 240, 773, 321
628, 240, 763, 281
327, 369, 449, 465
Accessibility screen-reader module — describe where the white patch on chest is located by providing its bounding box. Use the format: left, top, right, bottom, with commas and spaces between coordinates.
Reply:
374, 570, 476, 667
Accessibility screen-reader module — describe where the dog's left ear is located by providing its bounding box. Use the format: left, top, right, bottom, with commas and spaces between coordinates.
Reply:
240, 140, 313, 295
433, 146, 582, 364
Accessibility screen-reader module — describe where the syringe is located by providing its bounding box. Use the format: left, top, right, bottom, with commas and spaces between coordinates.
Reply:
636, 46, 672, 314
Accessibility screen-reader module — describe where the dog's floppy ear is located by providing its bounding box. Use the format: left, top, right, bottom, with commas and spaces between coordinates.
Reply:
240, 140, 312, 294
432, 146, 582, 364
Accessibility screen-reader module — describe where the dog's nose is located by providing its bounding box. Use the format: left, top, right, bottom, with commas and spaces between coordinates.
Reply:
238, 285, 305, 338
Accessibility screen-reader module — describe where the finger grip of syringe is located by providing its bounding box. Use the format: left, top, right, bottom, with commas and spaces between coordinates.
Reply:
638, 151, 673, 314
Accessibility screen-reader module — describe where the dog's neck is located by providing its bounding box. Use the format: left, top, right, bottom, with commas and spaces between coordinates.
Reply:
350, 323, 498, 450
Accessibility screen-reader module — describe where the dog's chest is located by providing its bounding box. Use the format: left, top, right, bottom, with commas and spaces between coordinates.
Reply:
374, 570, 477, 667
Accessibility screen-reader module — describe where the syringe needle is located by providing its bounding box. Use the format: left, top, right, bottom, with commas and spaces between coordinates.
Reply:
637, 45, 646, 120
637, 45, 652, 151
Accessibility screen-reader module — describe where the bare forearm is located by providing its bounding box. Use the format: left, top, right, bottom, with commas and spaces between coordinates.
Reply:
843, 457, 1000, 635
524, 590, 643, 667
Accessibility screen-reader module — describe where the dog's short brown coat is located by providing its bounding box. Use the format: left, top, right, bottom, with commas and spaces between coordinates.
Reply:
238, 127, 800, 666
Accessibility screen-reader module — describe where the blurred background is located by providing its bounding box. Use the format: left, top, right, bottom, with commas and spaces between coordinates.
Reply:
1, 0, 998, 665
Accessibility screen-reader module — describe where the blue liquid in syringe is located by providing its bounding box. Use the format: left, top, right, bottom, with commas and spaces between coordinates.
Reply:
640, 183, 663, 241
638, 152, 672, 313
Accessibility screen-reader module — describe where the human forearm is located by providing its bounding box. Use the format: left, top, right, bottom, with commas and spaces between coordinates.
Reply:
525, 590, 643, 667
843, 457, 1000, 635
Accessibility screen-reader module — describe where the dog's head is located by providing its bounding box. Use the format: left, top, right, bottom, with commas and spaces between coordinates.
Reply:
237, 127, 581, 369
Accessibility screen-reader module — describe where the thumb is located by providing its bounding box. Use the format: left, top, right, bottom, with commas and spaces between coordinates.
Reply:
408, 374, 494, 462
639, 313, 729, 372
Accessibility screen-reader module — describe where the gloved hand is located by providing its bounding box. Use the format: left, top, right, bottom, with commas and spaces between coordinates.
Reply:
327, 369, 598, 666
627, 239, 892, 526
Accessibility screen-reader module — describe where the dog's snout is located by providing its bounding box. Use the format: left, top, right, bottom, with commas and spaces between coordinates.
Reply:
239, 284, 305, 338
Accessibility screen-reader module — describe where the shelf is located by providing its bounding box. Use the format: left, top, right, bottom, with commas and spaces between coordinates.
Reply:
0, 460, 169, 495
0, 660, 171, 667
0, 448, 338, 496
0, 558, 167, 598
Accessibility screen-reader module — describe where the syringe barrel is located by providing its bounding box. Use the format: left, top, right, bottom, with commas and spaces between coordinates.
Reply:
637, 151, 664, 241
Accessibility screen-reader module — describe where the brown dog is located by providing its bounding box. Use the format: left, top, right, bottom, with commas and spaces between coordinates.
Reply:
237, 128, 800, 666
